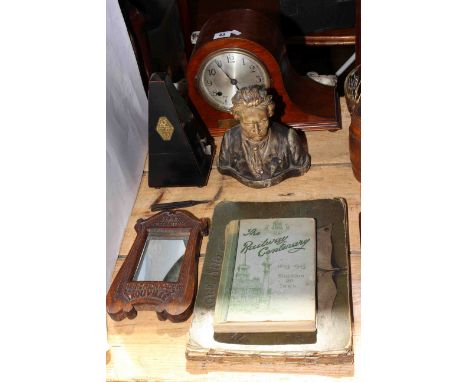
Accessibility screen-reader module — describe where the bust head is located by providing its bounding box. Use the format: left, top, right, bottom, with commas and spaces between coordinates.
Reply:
230, 86, 275, 142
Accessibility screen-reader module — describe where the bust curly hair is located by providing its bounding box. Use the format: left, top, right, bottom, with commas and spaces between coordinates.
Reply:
230, 85, 275, 120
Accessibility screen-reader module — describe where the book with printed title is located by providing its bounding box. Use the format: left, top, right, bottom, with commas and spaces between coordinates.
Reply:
186, 200, 353, 365
214, 217, 317, 333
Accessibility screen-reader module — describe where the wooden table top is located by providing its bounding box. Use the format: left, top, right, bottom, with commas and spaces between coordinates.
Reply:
106, 97, 361, 381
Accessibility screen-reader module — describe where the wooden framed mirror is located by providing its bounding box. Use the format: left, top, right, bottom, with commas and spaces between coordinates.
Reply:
106, 210, 209, 322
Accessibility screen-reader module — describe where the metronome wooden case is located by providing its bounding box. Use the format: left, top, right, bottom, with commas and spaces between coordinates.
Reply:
148, 72, 214, 187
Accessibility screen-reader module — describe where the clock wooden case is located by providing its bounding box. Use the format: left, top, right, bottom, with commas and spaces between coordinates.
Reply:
106, 210, 209, 322
186, 9, 341, 136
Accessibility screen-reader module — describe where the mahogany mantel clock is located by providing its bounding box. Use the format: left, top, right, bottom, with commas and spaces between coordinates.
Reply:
186, 9, 341, 136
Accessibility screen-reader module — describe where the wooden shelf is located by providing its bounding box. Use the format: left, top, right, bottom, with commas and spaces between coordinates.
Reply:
287, 28, 356, 46
106, 97, 361, 381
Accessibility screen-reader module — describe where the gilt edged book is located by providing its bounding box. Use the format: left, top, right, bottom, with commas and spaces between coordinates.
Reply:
214, 218, 317, 333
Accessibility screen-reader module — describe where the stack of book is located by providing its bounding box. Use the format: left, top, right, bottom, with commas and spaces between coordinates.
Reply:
186, 199, 353, 365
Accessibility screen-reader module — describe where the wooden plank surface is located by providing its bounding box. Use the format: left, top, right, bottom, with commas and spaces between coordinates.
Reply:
107, 97, 360, 381
107, 255, 360, 381
286, 28, 356, 46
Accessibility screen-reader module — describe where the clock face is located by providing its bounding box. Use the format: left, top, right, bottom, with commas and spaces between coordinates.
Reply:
197, 49, 270, 112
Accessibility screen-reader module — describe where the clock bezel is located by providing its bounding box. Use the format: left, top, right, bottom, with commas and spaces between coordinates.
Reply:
196, 48, 271, 112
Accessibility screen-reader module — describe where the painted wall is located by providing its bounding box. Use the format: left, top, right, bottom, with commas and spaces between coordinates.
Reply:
106, 0, 148, 289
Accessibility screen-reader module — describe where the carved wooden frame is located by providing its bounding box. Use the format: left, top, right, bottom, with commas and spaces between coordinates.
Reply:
106, 210, 209, 322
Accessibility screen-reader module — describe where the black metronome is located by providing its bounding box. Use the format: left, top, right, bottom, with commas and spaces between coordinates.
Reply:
148, 73, 214, 187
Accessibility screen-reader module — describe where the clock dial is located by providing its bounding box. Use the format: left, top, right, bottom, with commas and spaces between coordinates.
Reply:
197, 49, 270, 112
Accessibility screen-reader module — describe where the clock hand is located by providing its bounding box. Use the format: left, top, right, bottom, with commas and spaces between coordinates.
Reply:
215, 62, 240, 90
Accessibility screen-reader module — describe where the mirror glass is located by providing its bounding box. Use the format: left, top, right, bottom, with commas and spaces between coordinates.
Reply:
133, 232, 189, 282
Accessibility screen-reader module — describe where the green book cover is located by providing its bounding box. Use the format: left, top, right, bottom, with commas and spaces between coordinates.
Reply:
214, 217, 317, 333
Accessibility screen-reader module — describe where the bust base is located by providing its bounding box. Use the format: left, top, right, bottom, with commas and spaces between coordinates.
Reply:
218, 163, 311, 189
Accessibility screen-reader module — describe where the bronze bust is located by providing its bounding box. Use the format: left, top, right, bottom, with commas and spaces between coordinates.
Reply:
218, 85, 311, 188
